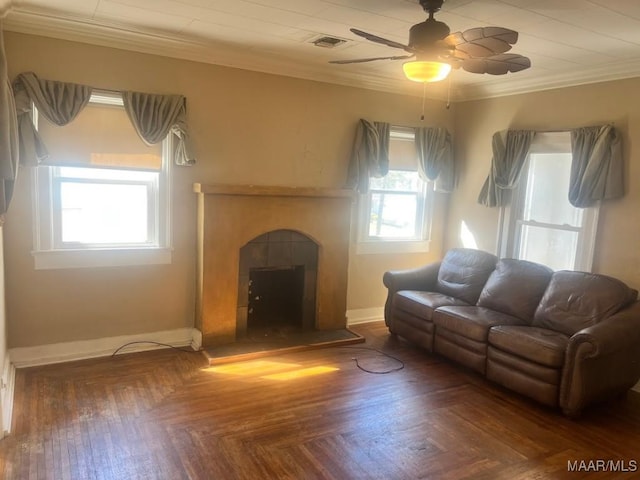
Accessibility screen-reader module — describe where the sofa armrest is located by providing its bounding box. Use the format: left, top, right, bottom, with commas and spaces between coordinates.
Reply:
560, 301, 640, 416
383, 261, 442, 292
382, 262, 441, 328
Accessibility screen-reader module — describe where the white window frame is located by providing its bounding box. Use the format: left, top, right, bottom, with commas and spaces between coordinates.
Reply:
30, 92, 173, 270
356, 127, 433, 255
497, 131, 599, 272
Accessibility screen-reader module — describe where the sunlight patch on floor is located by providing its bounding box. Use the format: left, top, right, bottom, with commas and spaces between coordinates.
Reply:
261, 365, 339, 381
202, 359, 339, 380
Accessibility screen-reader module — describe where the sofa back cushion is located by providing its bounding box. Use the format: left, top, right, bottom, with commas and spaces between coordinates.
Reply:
533, 270, 638, 336
436, 248, 498, 305
477, 258, 553, 322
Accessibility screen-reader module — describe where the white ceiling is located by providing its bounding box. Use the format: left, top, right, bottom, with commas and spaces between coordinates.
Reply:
4, 0, 640, 101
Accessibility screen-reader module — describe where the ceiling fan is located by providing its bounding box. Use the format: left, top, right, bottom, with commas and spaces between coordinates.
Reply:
330, 0, 531, 83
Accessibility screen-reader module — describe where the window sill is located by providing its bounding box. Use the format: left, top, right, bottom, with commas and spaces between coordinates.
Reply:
32, 247, 172, 270
356, 240, 430, 255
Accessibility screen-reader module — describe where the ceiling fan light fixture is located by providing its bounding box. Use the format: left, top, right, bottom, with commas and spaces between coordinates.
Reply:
403, 60, 451, 82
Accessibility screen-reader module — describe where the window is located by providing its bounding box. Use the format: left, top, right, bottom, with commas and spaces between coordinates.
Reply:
31, 92, 172, 269
54, 167, 159, 246
357, 127, 432, 254
499, 132, 598, 271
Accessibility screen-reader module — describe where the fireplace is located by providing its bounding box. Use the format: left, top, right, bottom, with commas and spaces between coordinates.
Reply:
194, 184, 353, 347
237, 229, 319, 338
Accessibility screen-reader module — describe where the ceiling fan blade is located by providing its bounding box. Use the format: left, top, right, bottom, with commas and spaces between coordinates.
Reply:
330, 55, 415, 65
460, 53, 531, 75
350, 28, 413, 52
446, 27, 519, 58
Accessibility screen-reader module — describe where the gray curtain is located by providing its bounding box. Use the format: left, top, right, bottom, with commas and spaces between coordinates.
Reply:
13, 72, 92, 166
346, 119, 389, 193
478, 129, 536, 207
122, 91, 195, 166
415, 126, 454, 193
0, 23, 18, 217
569, 125, 623, 208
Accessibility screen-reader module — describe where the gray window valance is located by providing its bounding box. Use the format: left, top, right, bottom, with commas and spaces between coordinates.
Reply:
13, 72, 93, 167
415, 126, 454, 193
0, 24, 18, 217
478, 130, 536, 207
346, 119, 454, 194
123, 91, 195, 166
478, 125, 624, 208
12, 72, 195, 168
569, 125, 623, 208
346, 119, 389, 194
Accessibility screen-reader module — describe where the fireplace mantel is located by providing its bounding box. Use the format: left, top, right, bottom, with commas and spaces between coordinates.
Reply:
194, 183, 354, 346
193, 183, 354, 199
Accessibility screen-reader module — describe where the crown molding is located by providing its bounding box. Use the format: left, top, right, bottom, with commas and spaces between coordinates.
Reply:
5, 6, 640, 103
3, 8, 446, 100
0, 0, 12, 18
455, 60, 640, 102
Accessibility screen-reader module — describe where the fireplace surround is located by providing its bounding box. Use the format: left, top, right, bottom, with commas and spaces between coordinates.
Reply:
194, 183, 354, 347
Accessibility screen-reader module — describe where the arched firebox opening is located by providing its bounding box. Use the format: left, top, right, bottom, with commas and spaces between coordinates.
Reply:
237, 229, 318, 339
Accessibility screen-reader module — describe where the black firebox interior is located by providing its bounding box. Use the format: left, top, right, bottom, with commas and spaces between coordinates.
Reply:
248, 265, 305, 331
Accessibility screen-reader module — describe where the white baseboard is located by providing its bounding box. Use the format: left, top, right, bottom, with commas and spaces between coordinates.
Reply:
191, 328, 202, 351
9, 327, 200, 368
1, 353, 15, 437
346, 307, 384, 326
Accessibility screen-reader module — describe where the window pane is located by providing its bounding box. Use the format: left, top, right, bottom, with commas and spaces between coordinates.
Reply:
369, 170, 420, 191
523, 153, 583, 227
369, 193, 417, 238
518, 224, 578, 271
60, 182, 149, 244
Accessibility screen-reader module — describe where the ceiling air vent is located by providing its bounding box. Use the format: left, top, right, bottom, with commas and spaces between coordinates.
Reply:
311, 35, 347, 48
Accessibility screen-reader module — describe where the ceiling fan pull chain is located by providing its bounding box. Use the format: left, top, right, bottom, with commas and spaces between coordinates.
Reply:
446, 71, 452, 110
421, 81, 426, 121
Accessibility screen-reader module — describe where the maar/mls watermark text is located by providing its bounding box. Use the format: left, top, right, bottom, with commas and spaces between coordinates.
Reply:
568, 459, 637, 473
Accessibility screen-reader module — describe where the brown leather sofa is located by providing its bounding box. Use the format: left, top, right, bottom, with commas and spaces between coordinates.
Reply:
383, 248, 640, 416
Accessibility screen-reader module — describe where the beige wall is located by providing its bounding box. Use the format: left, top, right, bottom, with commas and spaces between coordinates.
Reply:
447, 78, 640, 290
0, 224, 7, 434
3, 32, 452, 348
0, 226, 5, 362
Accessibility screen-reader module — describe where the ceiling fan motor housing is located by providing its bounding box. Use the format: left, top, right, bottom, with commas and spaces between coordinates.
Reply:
409, 19, 451, 49
330, 0, 530, 77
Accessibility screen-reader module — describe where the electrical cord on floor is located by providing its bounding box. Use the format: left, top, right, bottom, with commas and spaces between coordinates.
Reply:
110, 339, 404, 375
334, 345, 405, 374
111, 341, 203, 357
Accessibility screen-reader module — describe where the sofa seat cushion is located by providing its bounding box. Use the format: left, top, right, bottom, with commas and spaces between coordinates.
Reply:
393, 291, 469, 322
488, 325, 569, 368
433, 306, 527, 342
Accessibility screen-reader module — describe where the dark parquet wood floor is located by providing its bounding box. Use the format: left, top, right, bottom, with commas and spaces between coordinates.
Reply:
1, 321, 639, 479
